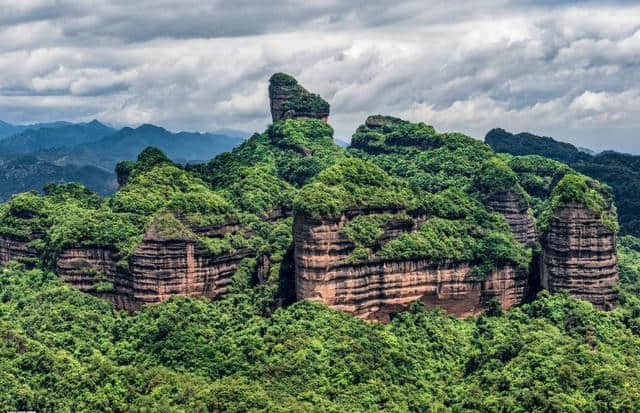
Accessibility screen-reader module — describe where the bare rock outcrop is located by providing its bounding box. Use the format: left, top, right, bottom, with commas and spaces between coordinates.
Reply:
487, 191, 536, 246
269, 73, 330, 122
0, 236, 37, 266
294, 211, 529, 320
540, 202, 618, 309
55, 218, 261, 311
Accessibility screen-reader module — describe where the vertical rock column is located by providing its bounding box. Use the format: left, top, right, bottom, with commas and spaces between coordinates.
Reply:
487, 191, 536, 247
540, 202, 618, 309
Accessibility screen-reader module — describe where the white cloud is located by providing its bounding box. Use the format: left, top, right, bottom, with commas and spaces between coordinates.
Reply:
0, 0, 639, 152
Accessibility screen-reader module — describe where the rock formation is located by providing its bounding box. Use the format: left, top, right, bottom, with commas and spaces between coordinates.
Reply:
0, 73, 622, 321
0, 236, 37, 266
55, 218, 264, 311
487, 191, 536, 246
540, 202, 618, 309
294, 209, 529, 321
269, 73, 330, 122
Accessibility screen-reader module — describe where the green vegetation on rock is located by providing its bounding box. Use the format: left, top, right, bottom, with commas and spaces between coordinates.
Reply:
0, 102, 635, 412
293, 117, 533, 273
269, 73, 330, 118
487, 128, 640, 236
540, 173, 618, 233
189, 119, 343, 214
294, 157, 414, 219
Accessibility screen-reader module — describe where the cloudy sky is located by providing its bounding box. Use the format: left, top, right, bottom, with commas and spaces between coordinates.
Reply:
1, 0, 639, 152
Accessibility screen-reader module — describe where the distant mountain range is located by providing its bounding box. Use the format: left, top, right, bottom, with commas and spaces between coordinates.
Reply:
48, 124, 246, 171
0, 156, 117, 199
0, 120, 115, 156
0, 120, 248, 201
0, 120, 72, 140
486, 128, 640, 236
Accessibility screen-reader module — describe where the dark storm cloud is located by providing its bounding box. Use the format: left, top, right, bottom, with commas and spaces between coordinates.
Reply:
1, 0, 639, 153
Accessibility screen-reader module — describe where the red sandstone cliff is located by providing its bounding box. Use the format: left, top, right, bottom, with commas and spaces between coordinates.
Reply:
487, 191, 536, 247
55, 218, 261, 311
540, 202, 618, 309
294, 210, 529, 320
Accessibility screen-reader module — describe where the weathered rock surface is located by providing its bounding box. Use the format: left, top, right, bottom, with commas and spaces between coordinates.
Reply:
540, 202, 618, 309
0, 236, 37, 266
269, 73, 330, 122
487, 191, 536, 246
294, 211, 529, 320
55, 219, 259, 311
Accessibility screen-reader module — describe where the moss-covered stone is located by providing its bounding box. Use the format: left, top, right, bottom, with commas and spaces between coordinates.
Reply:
268, 73, 330, 122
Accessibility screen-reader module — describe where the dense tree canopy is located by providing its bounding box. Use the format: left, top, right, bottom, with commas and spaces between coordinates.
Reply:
486, 128, 640, 236
1, 249, 640, 411
0, 113, 637, 411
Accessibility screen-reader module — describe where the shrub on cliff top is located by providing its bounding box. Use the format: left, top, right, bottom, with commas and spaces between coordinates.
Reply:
269, 72, 297, 86
195, 120, 343, 195
294, 157, 414, 219
269, 73, 329, 117
413, 187, 477, 218
471, 157, 529, 201
378, 212, 530, 271
540, 173, 618, 233
350, 116, 438, 154
136, 146, 173, 171
269, 119, 335, 153
149, 211, 196, 240
225, 167, 296, 215
0, 192, 49, 240
349, 116, 494, 194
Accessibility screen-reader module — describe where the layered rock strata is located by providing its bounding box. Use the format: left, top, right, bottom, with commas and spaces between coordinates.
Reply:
487, 191, 536, 246
269, 73, 330, 122
540, 202, 618, 309
294, 211, 529, 320
0, 236, 37, 266
55, 219, 261, 311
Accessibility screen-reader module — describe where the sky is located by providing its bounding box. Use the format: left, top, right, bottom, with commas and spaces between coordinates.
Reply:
1, 0, 639, 153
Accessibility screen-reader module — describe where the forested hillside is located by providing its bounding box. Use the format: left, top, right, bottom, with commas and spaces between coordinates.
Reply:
0, 120, 246, 201
486, 128, 640, 236
0, 74, 639, 412
1, 242, 640, 411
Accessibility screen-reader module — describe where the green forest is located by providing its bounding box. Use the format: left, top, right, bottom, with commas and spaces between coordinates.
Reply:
0, 103, 639, 411
486, 128, 640, 236
2, 242, 640, 412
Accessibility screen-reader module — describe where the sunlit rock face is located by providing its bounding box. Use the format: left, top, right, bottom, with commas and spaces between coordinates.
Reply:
540, 202, 619, 310
269, 73, 330, 123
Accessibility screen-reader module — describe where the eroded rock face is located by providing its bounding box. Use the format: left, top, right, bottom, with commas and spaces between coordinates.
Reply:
269, 73, 330, 122
540, 203, 618, 309
0, 236, 37, 266
294, 211, 529, 320
55, 220, 260, 311
487, 191, 536, 246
